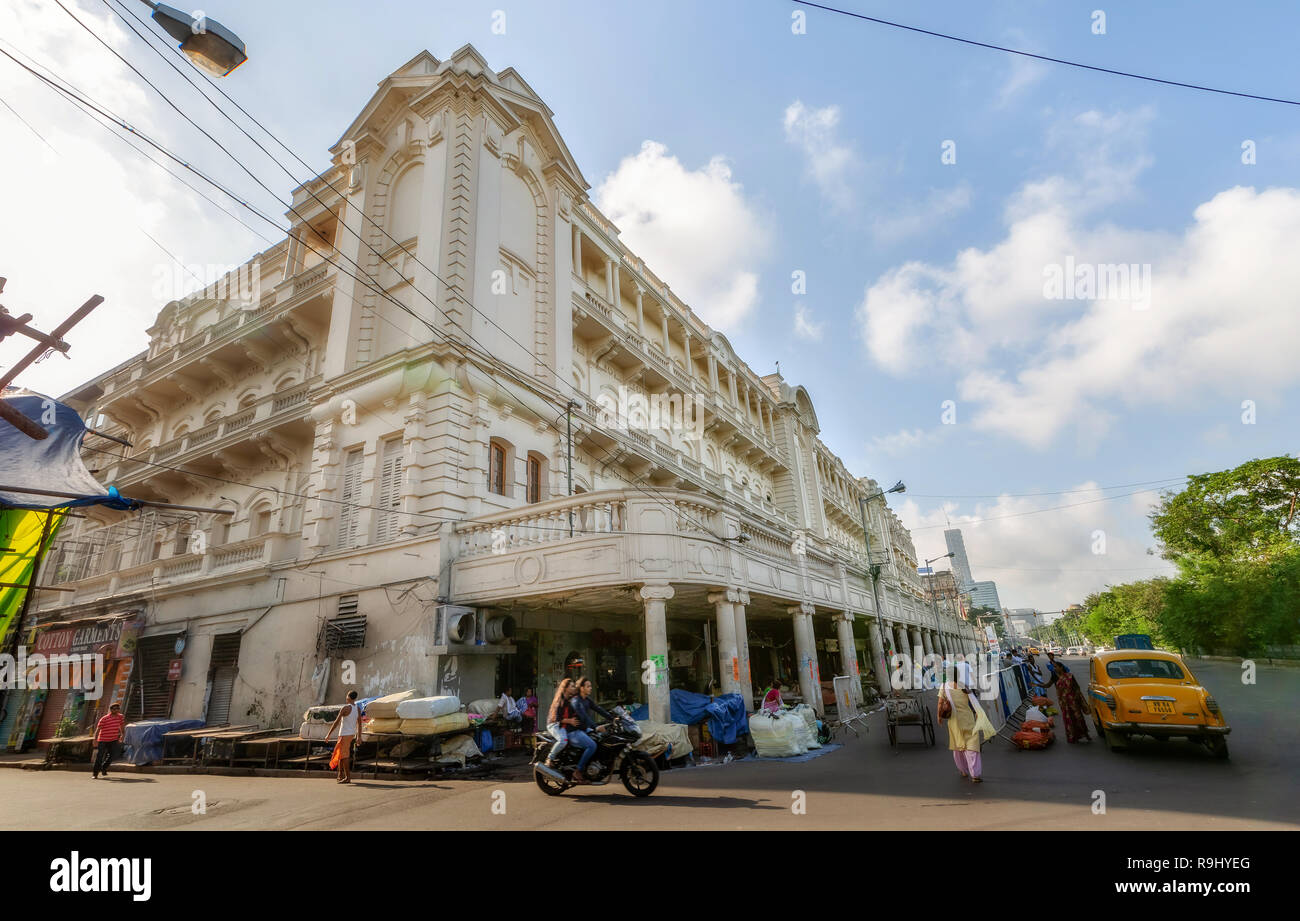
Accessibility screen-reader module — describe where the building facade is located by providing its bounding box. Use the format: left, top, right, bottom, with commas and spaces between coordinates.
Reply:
8, 45, 978, 746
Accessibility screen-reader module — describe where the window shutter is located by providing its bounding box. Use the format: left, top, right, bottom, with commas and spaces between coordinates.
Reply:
337, 449, 364, 549
375, 437, 404, 543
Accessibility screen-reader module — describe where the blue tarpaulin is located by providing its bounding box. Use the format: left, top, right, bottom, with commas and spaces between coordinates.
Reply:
629, 690, 749, 744
0, 389, 137, 511
121, 719, 205, 765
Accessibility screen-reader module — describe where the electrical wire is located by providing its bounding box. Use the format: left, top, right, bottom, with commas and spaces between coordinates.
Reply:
82, 1, 761, 546
795, 0, 1300, 107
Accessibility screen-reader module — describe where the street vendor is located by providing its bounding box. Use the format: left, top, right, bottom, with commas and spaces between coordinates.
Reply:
760, 678, 785, 714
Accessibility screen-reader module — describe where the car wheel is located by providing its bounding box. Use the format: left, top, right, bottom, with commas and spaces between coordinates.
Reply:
1091, 710, 1104, 738
1202, 735, 1229, 760
1103, 728, 1128, 752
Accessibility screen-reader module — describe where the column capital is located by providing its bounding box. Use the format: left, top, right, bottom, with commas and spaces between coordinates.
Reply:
708, 588, 743, 605
737, 591, 751, 606
639, 583, 675, 602
788, 602, 816, 617
833, 610, 854, 624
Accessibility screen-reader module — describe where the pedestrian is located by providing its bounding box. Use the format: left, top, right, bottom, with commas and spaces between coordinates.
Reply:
938, 671, 996, 783
1045, 654, 1091, 743
519, 687, 538, 732
91, 703, 126, 779
323, 690, 361, 784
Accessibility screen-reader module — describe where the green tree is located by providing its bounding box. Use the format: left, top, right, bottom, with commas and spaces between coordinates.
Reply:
1081, 579, 1170, 646
1150, 456, 1300, 654
1152, 456, 1300, 564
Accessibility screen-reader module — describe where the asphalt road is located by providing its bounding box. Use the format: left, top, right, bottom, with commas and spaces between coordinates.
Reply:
1, 658, 1294, 830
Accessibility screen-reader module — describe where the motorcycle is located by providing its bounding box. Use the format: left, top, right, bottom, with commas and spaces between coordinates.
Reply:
532, 705, 660, 797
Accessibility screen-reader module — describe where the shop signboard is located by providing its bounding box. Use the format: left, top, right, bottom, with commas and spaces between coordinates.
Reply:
166, 658, 183, 681
108, 659, 133, 709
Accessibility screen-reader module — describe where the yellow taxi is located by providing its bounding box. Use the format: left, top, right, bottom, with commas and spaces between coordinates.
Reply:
1027, 646, 1041, 655
1087, 649, 1230, 758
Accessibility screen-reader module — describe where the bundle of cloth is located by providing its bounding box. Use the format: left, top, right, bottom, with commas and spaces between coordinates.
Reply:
748, 708, 809, 758
631, 721, 693, 760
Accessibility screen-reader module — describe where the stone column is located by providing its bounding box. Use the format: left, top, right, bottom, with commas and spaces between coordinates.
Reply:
734, 591, 754, 709
921, 629, 935, 659
605, 258, 615, 304
833, 611, 861, 703
790, 602, 822, 714
909, 625, 926, 689
660, 309, 671, 354
866, 618, 889, 696
894, 624, 910, 687
640, 583, 674, 723
635, 286, 644, 333
572, 225, 582, 275
708, 590, 740, 697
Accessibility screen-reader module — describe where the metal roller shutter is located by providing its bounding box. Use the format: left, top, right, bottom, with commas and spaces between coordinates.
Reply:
36, 688, 69, 745
134, 634, 179, 720
205, 633, 242, 725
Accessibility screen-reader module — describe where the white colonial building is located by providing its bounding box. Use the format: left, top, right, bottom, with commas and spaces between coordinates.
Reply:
17, 45, 977, 741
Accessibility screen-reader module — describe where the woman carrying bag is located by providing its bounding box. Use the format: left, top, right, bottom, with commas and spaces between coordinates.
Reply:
938, 667, 997, 782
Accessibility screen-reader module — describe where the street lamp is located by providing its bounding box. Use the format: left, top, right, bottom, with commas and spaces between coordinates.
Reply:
139, 2, 248, 76
858, 480, 904, 694
923, 552, 955, 662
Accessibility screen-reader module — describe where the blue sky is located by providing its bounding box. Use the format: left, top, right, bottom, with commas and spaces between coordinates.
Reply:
3, 0, 1298, 608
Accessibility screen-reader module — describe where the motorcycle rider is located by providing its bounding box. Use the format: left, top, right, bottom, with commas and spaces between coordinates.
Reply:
567, 677, 615, 784
544, 678, 580, 772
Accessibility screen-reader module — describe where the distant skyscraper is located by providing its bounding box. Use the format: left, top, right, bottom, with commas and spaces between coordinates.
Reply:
968, 581, 1004, 614
944, 528, 975, 588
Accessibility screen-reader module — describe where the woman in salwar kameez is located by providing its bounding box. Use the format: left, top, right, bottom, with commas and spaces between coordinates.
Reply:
939, 676, 998, 782
1045, 655, 1091, 743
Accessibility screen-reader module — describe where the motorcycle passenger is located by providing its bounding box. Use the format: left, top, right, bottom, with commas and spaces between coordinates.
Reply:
544, 678, 579, 771
567, 678, 614, 784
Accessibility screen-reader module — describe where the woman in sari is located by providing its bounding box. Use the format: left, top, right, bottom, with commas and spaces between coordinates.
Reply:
1045, 654, 1091, 743
939, 671, 998, 782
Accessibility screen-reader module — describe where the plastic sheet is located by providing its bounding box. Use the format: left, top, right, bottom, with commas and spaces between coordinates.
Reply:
748, 710, 807, 758
122, 719, 204, 765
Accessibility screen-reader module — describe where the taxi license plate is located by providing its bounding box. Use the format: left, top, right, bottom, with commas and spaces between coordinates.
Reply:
1145, 700, 1174, 714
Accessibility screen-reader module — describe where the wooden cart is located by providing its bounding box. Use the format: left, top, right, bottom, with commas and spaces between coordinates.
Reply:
884, 690, 935, 750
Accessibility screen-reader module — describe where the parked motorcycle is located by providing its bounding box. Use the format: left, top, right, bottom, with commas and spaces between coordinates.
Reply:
532, 705, 660, 797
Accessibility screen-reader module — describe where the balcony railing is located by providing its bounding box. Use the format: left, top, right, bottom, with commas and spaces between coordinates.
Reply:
104, 382, 312, 484
98, 265, 333, 399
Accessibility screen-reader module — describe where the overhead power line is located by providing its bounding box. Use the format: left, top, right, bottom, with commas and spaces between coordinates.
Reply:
795, 0, 1300, 107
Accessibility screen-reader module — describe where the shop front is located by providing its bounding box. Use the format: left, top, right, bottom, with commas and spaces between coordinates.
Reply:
2, 614, 142, 750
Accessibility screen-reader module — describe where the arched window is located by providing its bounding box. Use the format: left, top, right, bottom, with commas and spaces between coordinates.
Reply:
526, 452, 546, 504
251, 504, 273, 537
489, 438, 512, 497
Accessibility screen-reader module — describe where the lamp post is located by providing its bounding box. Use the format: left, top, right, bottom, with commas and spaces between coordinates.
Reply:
858, 480, 904, 695
137, 2, 248, 76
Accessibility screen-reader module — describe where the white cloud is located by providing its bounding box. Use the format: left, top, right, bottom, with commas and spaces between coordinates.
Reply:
995, 30, 1049, 106
867, 427, 936, 457
899, 484, 1174, 610
0, 0, 270, 399
872, 184, 972, 241
792, 303, 822, 341
783, 100, 857, 209
595, 140, 770, 329
856, 107, 1300, 449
